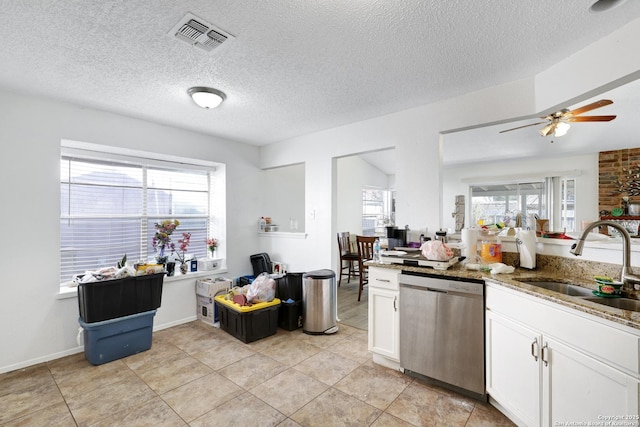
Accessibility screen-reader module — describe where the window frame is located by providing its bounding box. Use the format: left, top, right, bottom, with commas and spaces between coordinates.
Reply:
469, 176, 576, 231
362, 186, 395, 236
59, 140, 225, 285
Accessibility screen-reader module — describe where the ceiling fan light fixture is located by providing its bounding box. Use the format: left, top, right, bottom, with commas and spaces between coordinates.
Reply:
539, 123, 555, 137
188, 87, 226, 109
554, 122, 571, 137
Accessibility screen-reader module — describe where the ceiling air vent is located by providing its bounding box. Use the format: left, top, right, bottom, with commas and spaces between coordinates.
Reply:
169, 12, 234, 52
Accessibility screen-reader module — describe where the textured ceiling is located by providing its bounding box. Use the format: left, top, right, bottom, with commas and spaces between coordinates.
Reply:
0, 1, 639, 147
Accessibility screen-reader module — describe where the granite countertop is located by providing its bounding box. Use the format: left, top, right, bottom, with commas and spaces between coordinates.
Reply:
368, 260, 640, 331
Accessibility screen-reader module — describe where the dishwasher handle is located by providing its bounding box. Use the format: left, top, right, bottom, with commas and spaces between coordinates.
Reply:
426, 287, 448, 294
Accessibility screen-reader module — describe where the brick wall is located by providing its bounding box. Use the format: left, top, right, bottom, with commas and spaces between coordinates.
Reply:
598, 148, 640, 214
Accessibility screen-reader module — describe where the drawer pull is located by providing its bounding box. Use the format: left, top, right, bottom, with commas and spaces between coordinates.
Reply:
531, 338, 539, 362
376, 278, 391, 283
541, 343, 549, 367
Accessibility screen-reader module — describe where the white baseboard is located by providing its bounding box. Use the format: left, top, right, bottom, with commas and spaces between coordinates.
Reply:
0, 316, 198, 375
153, 315, 197, 331
0, 346, 83, 375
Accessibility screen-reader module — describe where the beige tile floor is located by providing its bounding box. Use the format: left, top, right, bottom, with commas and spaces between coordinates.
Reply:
0, 280, 515, 426
336, 277, 369, 331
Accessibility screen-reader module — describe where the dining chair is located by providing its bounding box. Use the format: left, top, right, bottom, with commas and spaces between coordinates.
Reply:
356, 235, 377, 301
337, 232, 359, 286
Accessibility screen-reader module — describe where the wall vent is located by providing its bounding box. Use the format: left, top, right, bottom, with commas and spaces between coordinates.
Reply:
169, 12, 234, 52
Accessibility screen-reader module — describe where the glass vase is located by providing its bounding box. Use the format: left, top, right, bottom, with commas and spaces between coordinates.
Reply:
166, 261, 176, 277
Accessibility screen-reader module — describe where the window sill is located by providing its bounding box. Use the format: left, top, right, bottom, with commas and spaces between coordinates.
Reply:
57, 268, 228, 300
258, 231, 307, 239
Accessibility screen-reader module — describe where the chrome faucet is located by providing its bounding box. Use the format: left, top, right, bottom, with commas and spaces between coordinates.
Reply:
570, 220, 640, 290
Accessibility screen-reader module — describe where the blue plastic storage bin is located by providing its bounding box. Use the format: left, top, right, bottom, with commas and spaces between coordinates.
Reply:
79, 309, 156, 365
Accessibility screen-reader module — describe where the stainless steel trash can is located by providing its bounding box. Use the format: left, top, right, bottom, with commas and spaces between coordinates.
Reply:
302, 269, 338, 335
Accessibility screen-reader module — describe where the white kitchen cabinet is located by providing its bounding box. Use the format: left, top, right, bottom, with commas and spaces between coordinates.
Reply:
368, 267, 400, 368
486, 311, 542, 427
543, 336, 639, 425
486, 282, 640, 427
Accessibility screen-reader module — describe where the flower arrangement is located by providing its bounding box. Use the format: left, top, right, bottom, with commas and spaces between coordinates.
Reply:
152, 219, 180, 263
175, 232, 191, 264
206, 237, 218, 258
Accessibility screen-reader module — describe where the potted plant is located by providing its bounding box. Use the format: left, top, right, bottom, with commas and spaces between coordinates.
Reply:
207, 237, 218, 259
175, 232, 191, 274
152, 219, 179, 265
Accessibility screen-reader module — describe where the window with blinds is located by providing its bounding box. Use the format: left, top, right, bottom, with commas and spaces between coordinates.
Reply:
60, 151, 216, 284
362, 187, 395, 236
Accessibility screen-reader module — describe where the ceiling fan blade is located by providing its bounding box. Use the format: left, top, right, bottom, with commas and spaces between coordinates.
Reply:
499, 121, 547, 133
567, 99, 613, 116
565, 115, 616, 122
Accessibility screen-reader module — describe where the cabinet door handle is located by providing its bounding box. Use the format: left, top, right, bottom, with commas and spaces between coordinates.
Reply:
393, 296, 397, 311
376, 278, 391, 283
531, 338, 539, 362
541, 342, 549, 367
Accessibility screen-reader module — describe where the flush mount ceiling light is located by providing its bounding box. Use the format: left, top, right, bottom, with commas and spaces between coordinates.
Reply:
188, 87, 226, 109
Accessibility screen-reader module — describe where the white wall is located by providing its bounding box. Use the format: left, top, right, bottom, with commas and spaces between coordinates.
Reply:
262, 163, 306, 232
441, 153, 599, 231
0, 89, 263, 373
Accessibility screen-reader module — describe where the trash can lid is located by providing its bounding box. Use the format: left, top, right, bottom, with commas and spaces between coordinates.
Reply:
303, 269, 335, 279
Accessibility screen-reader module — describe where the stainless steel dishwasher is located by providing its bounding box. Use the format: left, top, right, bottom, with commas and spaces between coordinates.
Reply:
399, 272, 485, 400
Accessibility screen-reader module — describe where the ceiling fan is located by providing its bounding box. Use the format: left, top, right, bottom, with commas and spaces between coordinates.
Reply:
499, 99, 616, 137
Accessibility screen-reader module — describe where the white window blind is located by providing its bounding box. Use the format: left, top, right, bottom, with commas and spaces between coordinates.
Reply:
60, 154, 214, 283
362, 187, 394, 236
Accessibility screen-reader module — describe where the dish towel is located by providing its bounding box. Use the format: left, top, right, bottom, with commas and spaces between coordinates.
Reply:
490, 263, 515, 274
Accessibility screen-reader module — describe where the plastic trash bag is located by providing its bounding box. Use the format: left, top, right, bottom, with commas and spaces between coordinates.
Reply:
245, 272, 276, 303
421, 240, 454, 261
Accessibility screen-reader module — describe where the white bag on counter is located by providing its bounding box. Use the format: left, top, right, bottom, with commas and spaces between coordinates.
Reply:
420, 240, 454, 261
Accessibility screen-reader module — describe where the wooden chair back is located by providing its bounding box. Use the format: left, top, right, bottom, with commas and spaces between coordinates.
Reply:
356, 235, 376, 263
337, 232, 353, 256
355, 235, 377, 301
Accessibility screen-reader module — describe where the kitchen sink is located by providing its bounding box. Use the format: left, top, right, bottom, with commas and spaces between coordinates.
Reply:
521, 281, 594, 297
583, 297, 640, 312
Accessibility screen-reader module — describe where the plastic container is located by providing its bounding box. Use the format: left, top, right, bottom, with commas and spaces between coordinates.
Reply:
77, 273, 164, 323
275, 273, 304, 330
214, 295, 280, 343
279, 300, 303, 330
237, 275, 255, 286
275, 272, 303, 301
250, 253, 272, 276
373, 239, 381, 262
79, 310, 156, 365
480, 233, 502, 263
258, 217, 267, 232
